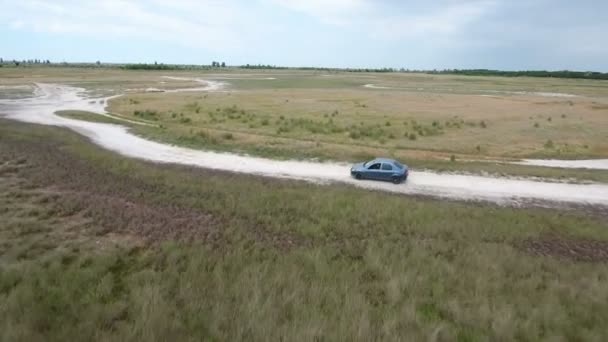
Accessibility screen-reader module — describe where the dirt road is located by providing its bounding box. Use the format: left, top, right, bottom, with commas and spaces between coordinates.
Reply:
2, 83, 608, 207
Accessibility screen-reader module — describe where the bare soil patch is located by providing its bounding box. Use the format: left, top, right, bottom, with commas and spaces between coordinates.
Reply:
518, 235, 608, 262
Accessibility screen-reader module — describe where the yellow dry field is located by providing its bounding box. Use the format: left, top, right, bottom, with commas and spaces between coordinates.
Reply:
109, 80, 608, 159
2, 67, 608, 159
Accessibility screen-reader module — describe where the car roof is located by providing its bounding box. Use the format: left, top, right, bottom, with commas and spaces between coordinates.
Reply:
370, 158, 397, 164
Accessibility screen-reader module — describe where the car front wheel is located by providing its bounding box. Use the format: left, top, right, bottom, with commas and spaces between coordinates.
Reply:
355, 173, 362, 180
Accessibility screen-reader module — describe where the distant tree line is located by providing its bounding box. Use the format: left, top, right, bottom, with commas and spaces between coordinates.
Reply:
2, 58, 607, 80
122, 61, 227, 70
239, 64, 396, 73
0, 58, 52, 66
122, 62, 176, 70
426, 69, 608, 80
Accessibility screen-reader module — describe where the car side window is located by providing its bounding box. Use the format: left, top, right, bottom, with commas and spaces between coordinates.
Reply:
368, 163, 381, 170
381, 163, 393, 171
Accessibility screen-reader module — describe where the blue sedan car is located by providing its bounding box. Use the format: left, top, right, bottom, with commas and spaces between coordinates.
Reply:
350, 158, 409, 184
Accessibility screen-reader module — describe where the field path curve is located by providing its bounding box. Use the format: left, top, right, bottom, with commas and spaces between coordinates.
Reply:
2, 82, 608, 207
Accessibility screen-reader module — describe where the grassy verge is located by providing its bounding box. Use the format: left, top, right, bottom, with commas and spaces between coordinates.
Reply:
62, 109, 608, 183
55, 110, 154, 126
1, 119, 608, 340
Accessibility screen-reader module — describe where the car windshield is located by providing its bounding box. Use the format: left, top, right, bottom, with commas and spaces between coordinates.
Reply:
364, 160, 375, 167
393, 161, 404, 169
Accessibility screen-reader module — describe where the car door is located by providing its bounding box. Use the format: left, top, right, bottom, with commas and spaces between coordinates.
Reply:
380, 163, 394, 181
366, 162, 382, 180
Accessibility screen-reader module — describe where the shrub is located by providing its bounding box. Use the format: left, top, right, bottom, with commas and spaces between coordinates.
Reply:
450, 155, 456, 162
180, 117, 192, 124
547, 117, 552, 122
133, 110, 158, 121
480, 120, 487, 128
221, 133, 234, 140
276, 126, 290, 134
261, 119, 269, 126
476, 145, 481, 152
534, 122, 540, 128
385, 121, 391, 126
349, 131, 361, 139
408, 133, 417, 141
544, 140, 554, 148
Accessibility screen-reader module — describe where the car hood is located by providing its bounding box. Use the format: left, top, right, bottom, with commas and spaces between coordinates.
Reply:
351, 162, 366, 171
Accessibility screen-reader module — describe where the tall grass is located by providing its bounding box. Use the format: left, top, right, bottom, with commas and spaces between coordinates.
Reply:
2, 121, 608, 341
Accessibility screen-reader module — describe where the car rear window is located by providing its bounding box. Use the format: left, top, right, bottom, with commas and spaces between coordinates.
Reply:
381, 163, 392, 170
393, 161, 404, 169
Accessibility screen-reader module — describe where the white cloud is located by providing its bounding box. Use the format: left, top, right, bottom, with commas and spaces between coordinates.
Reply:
0, 0, 257, 51
269, 0, 370, 25
2, 0, 497, 49
369, 1, 497, 41
9, 20, 24, 29
270, 0, 497, 41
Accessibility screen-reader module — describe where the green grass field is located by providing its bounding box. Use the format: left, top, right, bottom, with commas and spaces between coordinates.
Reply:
2, 120, 608, 341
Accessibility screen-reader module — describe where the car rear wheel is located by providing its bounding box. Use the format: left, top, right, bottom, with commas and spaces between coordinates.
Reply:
392, 176, 401, 184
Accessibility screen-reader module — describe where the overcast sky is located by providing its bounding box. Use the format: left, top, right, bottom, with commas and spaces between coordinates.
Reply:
1, 0, 607, 71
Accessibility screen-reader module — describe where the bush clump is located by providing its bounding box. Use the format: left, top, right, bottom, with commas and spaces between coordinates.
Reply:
133, 110, 158, 121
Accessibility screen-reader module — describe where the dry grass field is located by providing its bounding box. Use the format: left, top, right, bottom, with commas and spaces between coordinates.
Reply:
2, 66, 607, 163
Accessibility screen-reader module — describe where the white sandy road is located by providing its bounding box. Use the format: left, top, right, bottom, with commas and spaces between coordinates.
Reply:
1, 83, 608, 207
516, 158, 608, 170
